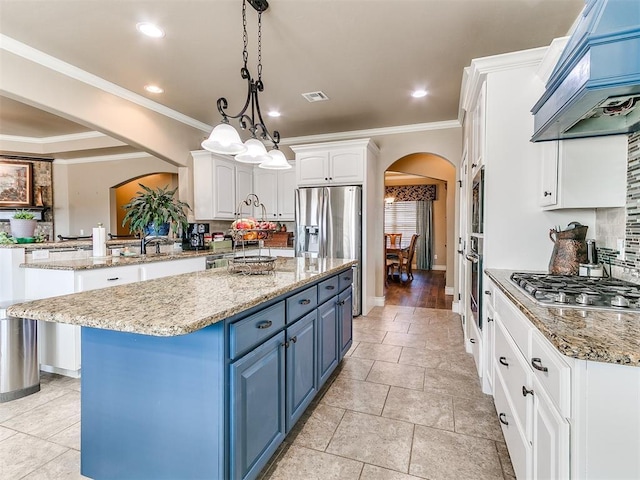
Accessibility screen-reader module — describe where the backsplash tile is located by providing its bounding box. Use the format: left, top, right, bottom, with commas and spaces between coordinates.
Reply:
596, 131, 640, 282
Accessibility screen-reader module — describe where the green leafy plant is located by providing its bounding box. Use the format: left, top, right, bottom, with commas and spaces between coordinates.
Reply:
0, 231, 17, 244
12, 210, 35, 220
121, 184, 191, 236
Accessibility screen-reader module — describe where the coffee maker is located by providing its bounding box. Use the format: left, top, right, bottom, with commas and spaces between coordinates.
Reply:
182, 223, 209, 250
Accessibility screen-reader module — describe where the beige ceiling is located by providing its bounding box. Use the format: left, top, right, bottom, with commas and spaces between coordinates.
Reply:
0, 0, 584, 158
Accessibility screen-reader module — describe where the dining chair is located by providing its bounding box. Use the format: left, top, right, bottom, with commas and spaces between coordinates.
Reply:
390, 234, 419, 282
385, 233, 402, 249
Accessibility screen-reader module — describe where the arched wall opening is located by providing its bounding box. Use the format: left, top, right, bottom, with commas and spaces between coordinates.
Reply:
111, 172, 178, 236
384, 152, 456, 296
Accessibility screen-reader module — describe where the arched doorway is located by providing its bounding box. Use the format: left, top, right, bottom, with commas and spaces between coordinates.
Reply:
384, 153, 456, 307
111, 172, 178, 236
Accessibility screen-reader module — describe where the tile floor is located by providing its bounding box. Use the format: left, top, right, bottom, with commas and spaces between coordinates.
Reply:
258, 305, 515, 480
0, 306, 514, 480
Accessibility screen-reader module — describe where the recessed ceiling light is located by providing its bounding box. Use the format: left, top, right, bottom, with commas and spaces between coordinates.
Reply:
136, 22, 165, 38
267, 110, 281, 118
144, 85, 164, 94
412, 89, 428, 98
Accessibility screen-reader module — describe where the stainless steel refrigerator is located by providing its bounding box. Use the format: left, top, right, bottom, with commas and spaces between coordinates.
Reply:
295, 186, 362, 316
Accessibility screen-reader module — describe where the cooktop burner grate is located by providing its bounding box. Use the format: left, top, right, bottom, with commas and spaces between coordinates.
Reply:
510, 272, 640, 312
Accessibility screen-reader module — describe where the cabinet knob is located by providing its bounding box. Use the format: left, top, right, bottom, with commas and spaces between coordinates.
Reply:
531, 357, 548, 372
469, 338, 476, 344
472, 163, 478, 168
522, 386, 534, 397
484, 290, 491, 296
499, 356, 509, 367
487, 317, 494, 323
325, 177, 328, 180
544, 191, 552, 197
498, 413, 509, 426
290, 336, 297, 343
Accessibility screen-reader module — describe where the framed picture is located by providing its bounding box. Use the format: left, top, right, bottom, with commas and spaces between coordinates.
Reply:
0, 160, 33, 207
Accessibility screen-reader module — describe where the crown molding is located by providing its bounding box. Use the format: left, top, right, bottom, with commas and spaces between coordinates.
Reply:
0, 131, 114, 144
54, 151, 154, 165
460, 45, 547, 115
0, 34, 212, 133
280, 120, 461, 146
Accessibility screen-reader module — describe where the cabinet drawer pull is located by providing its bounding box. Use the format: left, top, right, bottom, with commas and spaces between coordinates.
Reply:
343, 276, 352, 282
256, 320, 273, 329
487, 317, 494, 322
290, 336, 297, 343
531, 357, 548, 372
107, 277, 120, 281
499, 356, 509, 367
299, 299, 311, 305
522, 386, 534, 397
325, 285, 335, 290
469, 338, 476, 344
499, 413, 509, 426
336, 300, 345, 306
484, 290, 492, 296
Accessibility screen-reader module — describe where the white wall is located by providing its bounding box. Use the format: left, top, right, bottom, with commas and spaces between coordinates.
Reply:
53, 154, 179, 237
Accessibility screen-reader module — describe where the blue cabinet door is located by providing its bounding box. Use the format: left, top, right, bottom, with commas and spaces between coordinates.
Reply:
317, 298, 339, 386
339, 286, 353, 359
286, 310, 317, 430
230, 332, 286, 480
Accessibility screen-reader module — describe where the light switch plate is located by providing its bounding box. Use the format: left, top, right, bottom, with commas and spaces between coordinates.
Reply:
617, 238, 625, 260
32, 249, 50, 260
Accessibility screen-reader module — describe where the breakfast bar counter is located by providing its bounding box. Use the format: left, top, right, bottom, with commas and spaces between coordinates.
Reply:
7, 258, 357, 480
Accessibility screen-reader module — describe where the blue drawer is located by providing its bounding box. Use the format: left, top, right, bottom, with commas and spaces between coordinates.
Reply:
229, 301, 285, 360
286, 285, 318, 323
338, 268, 354, 291
318, 276, 339, 304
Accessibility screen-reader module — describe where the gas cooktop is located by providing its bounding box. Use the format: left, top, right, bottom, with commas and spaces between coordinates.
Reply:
510, 272, 640, 312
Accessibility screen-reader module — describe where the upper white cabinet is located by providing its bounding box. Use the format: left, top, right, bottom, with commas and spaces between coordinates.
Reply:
292, 140, 372, 186
253, 162, 296, 221
538, 135, 628, 210
470, 81, 486, 179
192, 151, 255, 220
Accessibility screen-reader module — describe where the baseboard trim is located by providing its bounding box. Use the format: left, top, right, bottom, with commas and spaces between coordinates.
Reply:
40, 364, 81, 379
432, 264, 446, 271
445, 286, 454, 296
451, 301, 460, 314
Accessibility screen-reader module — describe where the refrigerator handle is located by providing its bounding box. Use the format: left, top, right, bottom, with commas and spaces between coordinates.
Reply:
319, 187, 328, 258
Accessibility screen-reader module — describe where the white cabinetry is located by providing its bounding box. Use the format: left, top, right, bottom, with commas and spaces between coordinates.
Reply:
492, 283, 570, 480
253, 163, 296, 221
192, 151, 255, 220
470, 81, 486, 179
25, 257, 206, 377
539, 135, 628, 209
292, 141, 368, 186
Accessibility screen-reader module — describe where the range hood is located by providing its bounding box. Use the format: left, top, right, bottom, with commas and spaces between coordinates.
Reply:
531, 0, 640, 142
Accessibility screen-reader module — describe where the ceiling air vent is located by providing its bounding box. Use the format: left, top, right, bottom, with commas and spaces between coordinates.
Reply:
302, 91, 329, 102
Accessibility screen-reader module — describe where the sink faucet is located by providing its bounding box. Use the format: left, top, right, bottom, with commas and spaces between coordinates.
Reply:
141, 236, 162, 255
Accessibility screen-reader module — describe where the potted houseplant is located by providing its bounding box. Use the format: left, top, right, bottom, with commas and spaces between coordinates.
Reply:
122, 184, 191, 238
10, 210, 37, 239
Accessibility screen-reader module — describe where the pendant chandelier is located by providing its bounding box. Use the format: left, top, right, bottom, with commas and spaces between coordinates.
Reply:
201, 0, 291, 170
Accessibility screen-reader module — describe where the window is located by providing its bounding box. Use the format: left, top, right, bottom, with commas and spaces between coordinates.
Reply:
384, 201, 417, 248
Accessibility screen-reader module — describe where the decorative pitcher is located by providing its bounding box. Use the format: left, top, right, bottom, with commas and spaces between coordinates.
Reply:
548, 222, 588, 275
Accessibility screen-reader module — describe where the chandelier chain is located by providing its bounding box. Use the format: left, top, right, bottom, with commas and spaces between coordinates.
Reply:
242, 0, 249, 68
257, 11, 263, 80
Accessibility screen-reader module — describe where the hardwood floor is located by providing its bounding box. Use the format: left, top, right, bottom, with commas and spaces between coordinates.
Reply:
384, 269, 453, 309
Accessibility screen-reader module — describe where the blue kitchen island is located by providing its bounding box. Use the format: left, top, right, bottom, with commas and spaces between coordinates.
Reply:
8, 257, 356, 480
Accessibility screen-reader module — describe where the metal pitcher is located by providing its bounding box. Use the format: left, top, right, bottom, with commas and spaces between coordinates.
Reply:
548, 222, 588, 275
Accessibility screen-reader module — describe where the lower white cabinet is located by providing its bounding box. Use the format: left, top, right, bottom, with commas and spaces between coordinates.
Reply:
25, 257, 206, 377
488, 277, 640, 480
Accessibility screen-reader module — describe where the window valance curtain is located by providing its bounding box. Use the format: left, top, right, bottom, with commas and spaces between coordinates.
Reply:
385, 184, 436, 202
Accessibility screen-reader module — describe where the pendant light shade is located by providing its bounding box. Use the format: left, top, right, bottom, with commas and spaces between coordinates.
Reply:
259, 149, 292, 170
201, 123, 247, 155
235, 138, 271, 164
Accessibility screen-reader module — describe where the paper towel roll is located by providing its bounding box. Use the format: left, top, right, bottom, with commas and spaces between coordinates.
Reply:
93, 225, 106, 257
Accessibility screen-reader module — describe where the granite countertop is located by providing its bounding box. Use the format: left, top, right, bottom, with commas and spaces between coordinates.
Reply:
486, 269, 640, 367
21, 249, 220, 270
0, 239, 141, 250
7, 258, 356, 337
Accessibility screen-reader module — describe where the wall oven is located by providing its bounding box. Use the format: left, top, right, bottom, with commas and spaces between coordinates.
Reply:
466, 236, 483, 330
471, 168, 484, 234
